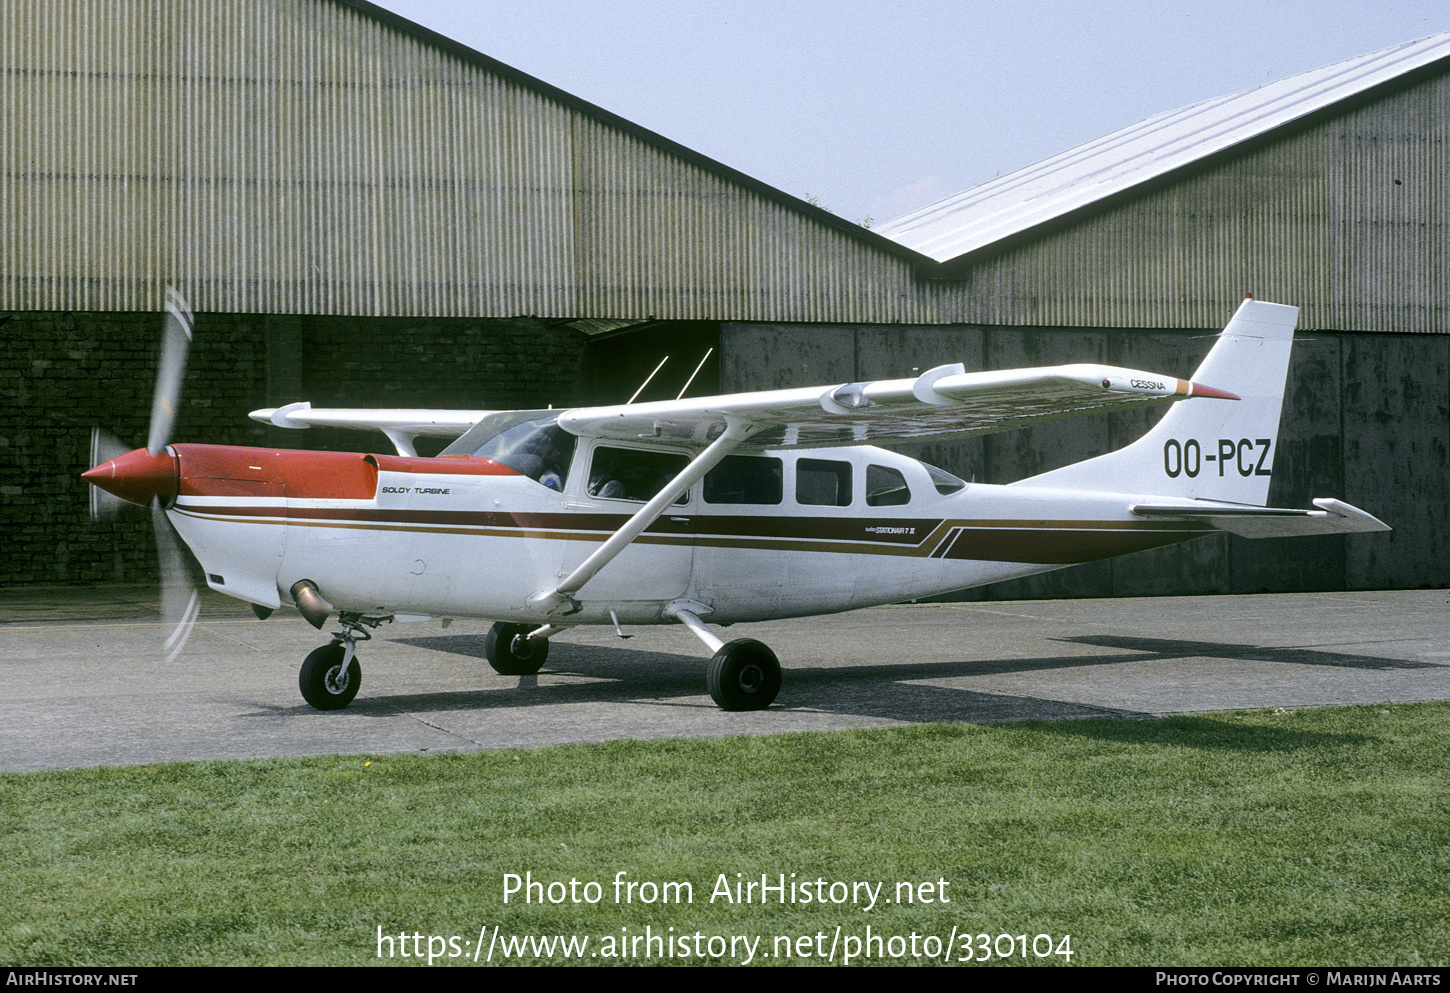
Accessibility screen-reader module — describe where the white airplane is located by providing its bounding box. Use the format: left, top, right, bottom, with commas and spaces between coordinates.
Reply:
84, 293, 1388, 712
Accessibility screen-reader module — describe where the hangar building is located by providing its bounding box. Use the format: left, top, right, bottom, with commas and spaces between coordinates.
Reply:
2, 0, 1446, 599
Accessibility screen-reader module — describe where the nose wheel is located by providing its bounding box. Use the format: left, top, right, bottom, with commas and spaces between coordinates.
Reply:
298, 643, 361, 710
297, 611, 391, 711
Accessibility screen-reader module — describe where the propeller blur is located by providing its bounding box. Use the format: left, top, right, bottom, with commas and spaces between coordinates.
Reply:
86, 286, 201, 663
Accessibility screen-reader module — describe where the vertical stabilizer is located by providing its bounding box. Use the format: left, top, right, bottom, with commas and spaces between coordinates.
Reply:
1023, 298, 1299, 506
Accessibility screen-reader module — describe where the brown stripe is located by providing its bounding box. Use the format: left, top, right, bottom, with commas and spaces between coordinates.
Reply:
178, 505, 1213, 565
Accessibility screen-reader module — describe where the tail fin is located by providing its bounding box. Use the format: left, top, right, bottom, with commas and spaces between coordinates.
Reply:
1024, 297, 1298, 505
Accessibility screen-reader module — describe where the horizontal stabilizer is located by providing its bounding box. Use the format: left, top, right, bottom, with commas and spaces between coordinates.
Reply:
1131, 498, 1391, 539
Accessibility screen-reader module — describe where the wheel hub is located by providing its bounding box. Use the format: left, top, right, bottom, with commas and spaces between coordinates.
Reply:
737, 664, 763, 693
325, 665, 350, 695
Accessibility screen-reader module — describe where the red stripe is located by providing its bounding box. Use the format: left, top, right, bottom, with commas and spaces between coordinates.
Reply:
174, 444, 519, 501
937, 526, 1206, 563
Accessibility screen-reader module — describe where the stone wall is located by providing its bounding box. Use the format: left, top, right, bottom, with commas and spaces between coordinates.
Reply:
1, 311, 590, 585
7, 307, 1443, 599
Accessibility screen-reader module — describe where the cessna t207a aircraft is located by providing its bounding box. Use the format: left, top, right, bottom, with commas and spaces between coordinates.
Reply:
83, 293, 1388, 713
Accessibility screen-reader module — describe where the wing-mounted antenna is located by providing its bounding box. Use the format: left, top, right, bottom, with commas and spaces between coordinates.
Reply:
675, 348, 715, 400
627, 356, 668, 404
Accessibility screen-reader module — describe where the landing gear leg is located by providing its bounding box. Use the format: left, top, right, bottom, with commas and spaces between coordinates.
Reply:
663, 599, 781, 711
298, 611, 391, 711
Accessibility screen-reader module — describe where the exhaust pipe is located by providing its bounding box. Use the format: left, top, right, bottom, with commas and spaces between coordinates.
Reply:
290, 580, 333, 630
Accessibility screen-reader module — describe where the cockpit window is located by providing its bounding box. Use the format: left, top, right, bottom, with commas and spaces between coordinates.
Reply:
923, 462, 967, 496
440, 411, 575, 491
589, 447, 689, 503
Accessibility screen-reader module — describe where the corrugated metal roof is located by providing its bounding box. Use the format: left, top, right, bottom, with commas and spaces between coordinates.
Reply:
876, 31, 1450, 265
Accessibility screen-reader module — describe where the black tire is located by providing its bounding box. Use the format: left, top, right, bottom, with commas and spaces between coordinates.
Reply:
707, 638, 781, 711
485, 622, 549, 675
298, 643, 361, 711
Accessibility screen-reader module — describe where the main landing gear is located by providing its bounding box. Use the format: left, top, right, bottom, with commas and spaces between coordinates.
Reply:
484, 622, 550, 675
664, 600, 782, 711
706, 638, 782, 712
485, 610, 782, 712
295, 609, 781, 713
297, 612, 392, 711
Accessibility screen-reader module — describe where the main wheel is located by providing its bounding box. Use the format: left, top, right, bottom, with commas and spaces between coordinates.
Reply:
485, 622, 549, 675
707, 638, 781, 711
299, 643, 361, 711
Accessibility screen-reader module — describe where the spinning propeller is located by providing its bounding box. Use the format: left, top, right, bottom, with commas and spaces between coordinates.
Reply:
83, 287, 202, 661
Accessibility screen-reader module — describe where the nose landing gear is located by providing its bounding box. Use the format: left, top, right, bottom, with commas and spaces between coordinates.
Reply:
297, 611, 392, 711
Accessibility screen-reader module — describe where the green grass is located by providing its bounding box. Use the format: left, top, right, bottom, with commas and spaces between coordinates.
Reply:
3, 703, 1447, 966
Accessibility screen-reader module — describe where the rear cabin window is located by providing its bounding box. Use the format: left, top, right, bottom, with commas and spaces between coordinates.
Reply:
704, 456, 783, 505
588, 447, 689, 503
796, 458, 852, 507
866, 464, 911, 506
924, 462, 968, 496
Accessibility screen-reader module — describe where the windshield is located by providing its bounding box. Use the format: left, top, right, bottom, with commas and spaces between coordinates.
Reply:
440, 411, 576, 492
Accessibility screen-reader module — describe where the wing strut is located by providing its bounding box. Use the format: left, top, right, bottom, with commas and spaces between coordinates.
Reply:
525, 418, 759, 615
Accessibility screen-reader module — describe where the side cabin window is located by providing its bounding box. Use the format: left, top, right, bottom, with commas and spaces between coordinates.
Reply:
866, 464, 911, 506
589, 447, 689, 503
704, 456, 783, 505
924, 462, 967, 496
796, 458, 852, 507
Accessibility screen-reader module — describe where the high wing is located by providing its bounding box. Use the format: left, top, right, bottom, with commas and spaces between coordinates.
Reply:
247, 361, 1237, 617
252, 362, 1236, 457
248, 359, 1241, 616
557, 362, 1235, 451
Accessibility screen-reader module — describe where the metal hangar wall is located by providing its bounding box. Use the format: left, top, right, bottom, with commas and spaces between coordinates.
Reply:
0, 0, 925, 585
2, 0, 928, 323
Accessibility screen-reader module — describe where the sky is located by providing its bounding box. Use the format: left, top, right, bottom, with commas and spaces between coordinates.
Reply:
368, 1, 1446, 226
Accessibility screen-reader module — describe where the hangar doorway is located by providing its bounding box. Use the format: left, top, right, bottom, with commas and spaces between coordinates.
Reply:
577, 320, 720, 406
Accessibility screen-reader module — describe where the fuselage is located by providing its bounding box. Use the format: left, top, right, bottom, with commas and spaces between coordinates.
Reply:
155, 438, 1214, 627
